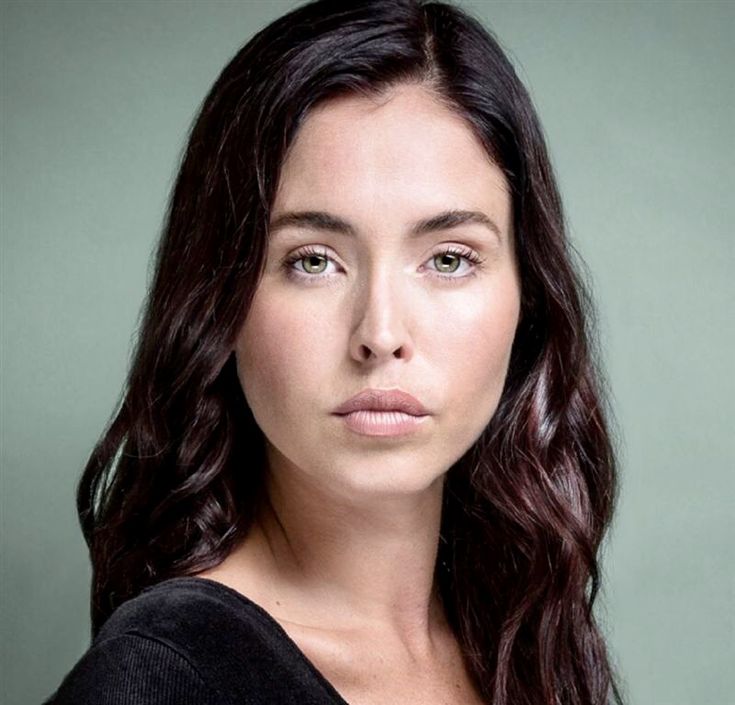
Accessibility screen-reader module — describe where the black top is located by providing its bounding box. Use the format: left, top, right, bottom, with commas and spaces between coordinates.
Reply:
44, 576, 351, 704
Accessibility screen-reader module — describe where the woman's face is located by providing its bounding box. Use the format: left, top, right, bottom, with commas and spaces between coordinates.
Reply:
234, 83, 520, 499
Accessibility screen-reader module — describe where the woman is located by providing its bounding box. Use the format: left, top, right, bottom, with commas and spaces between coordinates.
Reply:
47, 0, 624, 703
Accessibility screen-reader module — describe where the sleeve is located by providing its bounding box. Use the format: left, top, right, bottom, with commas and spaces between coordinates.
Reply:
44, 632, 220, 705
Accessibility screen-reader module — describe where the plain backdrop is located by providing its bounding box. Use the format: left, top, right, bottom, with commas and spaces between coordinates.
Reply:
1, 1, 733, 703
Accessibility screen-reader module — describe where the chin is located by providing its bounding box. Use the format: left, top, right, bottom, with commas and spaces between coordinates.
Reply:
324, 456, 447, 499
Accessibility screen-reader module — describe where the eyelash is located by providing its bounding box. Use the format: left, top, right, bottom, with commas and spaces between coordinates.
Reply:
282, 245, 485, 285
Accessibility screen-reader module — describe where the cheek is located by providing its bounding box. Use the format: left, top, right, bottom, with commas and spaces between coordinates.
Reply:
433, 276, 520, 427
233, 288, 332, 421
438, 274, 519, 367
465, 295, 518, 374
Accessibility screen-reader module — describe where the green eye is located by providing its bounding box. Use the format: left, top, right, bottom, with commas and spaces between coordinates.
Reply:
283, 244, 483, 284
302, 254, 328, 274
433, 252, 462, 273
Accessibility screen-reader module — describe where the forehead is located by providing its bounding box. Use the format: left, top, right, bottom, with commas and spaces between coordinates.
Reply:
273, 84, 511, 232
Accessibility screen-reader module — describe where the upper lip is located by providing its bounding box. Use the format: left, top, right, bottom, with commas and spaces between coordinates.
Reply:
333, 388, 430, 416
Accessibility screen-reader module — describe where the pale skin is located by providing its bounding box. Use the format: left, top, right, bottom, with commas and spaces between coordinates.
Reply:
196, 82, 521, 704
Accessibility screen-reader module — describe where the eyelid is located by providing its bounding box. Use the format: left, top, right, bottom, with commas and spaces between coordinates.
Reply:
282, 245, 341, 277
282, 243, 485, 282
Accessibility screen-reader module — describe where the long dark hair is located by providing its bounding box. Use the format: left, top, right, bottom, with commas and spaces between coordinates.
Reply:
77, 1, 625, 702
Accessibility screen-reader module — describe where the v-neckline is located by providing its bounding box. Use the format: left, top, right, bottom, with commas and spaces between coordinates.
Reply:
150, 575, 352, 705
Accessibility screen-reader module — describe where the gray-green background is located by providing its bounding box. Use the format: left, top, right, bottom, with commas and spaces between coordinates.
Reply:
2, 1, 733, 703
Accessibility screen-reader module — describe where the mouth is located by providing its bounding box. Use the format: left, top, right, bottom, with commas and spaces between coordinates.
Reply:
333, 388, 430, 417
334, 408, 429, 437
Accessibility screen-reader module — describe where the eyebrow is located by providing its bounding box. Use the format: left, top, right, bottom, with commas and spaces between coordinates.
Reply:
268, 209, 502, 242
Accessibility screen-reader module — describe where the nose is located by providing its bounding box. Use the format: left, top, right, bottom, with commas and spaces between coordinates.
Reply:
348, 266, 414, 364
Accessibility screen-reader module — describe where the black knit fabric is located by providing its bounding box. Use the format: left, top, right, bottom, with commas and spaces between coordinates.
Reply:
44, 577, 350, 704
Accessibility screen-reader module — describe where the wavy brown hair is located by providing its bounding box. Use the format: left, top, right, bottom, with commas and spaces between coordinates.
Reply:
77, 1, 625, 702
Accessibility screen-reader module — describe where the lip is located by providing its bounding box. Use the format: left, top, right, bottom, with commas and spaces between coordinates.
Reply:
336, 409, 428, 437
333, 388, 430, 416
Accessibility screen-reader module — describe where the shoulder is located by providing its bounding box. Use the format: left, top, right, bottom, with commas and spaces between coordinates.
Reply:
45, 577, 317, 705
44, 578, 267, 705
44, 631, 218, 704
94, 576, 285, 656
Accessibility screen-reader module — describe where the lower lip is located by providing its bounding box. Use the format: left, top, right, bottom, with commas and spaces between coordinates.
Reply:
335, 410, 429, 436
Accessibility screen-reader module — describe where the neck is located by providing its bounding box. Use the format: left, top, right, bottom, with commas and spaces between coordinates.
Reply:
229, 446, 451, 658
